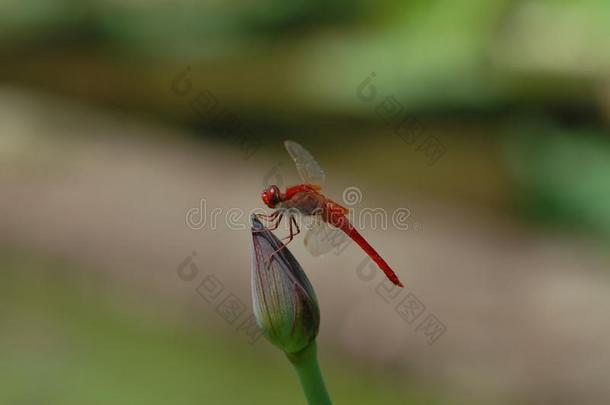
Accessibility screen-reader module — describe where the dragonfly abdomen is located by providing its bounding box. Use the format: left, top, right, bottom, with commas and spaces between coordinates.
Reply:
326, 213, 404, 287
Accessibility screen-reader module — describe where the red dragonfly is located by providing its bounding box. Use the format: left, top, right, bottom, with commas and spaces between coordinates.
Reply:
258, 140, 404, 287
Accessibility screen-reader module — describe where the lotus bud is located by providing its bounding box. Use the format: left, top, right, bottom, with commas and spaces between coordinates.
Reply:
250, 215, 320, 354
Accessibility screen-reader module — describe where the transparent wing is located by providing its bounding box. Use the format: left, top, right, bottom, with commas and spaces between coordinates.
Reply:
304, 218, 349, 257
284, 140, 326, 185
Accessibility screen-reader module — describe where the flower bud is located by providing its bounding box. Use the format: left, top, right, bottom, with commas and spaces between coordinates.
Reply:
250, 215, 320, 353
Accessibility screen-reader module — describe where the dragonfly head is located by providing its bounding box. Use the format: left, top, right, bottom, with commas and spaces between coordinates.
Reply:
262, 185, 281, 208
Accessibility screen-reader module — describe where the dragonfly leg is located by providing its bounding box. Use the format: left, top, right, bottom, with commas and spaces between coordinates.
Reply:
268, 217, 301, 265
259, 210, 281, 219
253, 211, 283, 233
268, 244, 287, 266
281, 216, 301, 243
266, 212, 284, 231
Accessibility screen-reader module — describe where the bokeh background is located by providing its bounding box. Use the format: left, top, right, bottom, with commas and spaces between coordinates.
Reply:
2, 1, 610, 404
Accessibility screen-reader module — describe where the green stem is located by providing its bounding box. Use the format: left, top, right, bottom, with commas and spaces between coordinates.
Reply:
286, 342, 332, 405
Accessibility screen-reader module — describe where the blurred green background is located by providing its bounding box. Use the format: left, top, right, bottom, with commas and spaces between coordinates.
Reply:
1, 1, 610, 404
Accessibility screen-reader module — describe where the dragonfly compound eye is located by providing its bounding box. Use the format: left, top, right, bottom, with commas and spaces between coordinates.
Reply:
262, 185, 281, 208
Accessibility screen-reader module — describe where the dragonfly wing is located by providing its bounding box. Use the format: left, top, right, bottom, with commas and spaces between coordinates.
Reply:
284, 140, 326, 185
304, 219, 349, 257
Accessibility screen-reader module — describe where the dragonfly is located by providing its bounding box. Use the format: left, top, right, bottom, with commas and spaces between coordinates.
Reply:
257, 140, 404, 287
